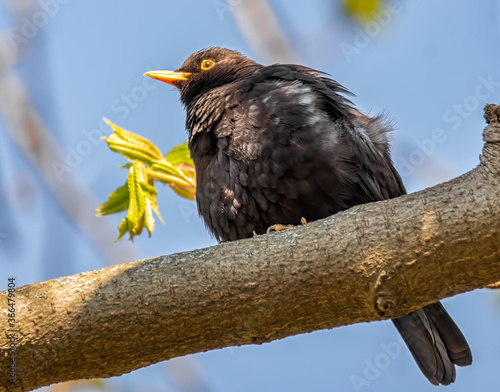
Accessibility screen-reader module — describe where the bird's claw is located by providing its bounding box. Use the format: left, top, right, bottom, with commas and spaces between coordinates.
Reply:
266, 218, 307, 236
266, 224, 294, 236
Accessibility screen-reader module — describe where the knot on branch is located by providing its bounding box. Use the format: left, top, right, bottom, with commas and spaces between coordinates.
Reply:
375, 291, 396, 316
483, 104, 500, 143
373, 271, 397, 317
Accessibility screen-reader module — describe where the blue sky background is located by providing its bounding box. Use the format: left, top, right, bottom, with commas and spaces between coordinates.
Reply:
1, 1, 500, 391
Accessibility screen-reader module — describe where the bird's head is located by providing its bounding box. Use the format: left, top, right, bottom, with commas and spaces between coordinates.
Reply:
144, 47, 261, 105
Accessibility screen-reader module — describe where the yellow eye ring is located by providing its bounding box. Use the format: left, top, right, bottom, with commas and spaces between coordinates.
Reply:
201, 59, 216, 70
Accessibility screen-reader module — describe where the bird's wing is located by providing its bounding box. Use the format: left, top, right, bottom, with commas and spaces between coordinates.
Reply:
246, 64, 407, 203
206, 74, 400, 237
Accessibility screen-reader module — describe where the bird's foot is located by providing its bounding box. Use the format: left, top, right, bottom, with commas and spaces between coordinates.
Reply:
266, 224, 294, 235
266, 218, 307, 236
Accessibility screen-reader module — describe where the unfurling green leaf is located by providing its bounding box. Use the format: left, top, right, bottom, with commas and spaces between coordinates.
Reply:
126, 161, 147, 233
103, 118, 163, 161
117, 218, 130, 241
95, 184, 129, 216
97, 119, 195, 241
166, 142, 194, 166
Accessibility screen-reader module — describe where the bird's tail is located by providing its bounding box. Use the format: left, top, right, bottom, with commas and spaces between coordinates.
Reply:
392, 301, 472, 385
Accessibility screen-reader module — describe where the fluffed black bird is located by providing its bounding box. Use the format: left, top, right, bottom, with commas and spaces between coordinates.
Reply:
145, 47, 472, 385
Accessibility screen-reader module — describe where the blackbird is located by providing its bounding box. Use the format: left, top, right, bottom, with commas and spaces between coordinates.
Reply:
145, 47, 472, 385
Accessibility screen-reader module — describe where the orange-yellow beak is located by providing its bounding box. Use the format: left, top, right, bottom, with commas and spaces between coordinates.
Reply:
143, 70, 191, 87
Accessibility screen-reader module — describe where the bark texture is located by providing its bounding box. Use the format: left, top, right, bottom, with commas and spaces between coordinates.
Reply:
1, 105, 500, 392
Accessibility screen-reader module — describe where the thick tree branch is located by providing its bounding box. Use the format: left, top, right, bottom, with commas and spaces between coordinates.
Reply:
1, 105, 500, 392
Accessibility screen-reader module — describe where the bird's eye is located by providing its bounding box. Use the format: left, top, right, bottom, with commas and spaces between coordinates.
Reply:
201, 59, 216, 70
